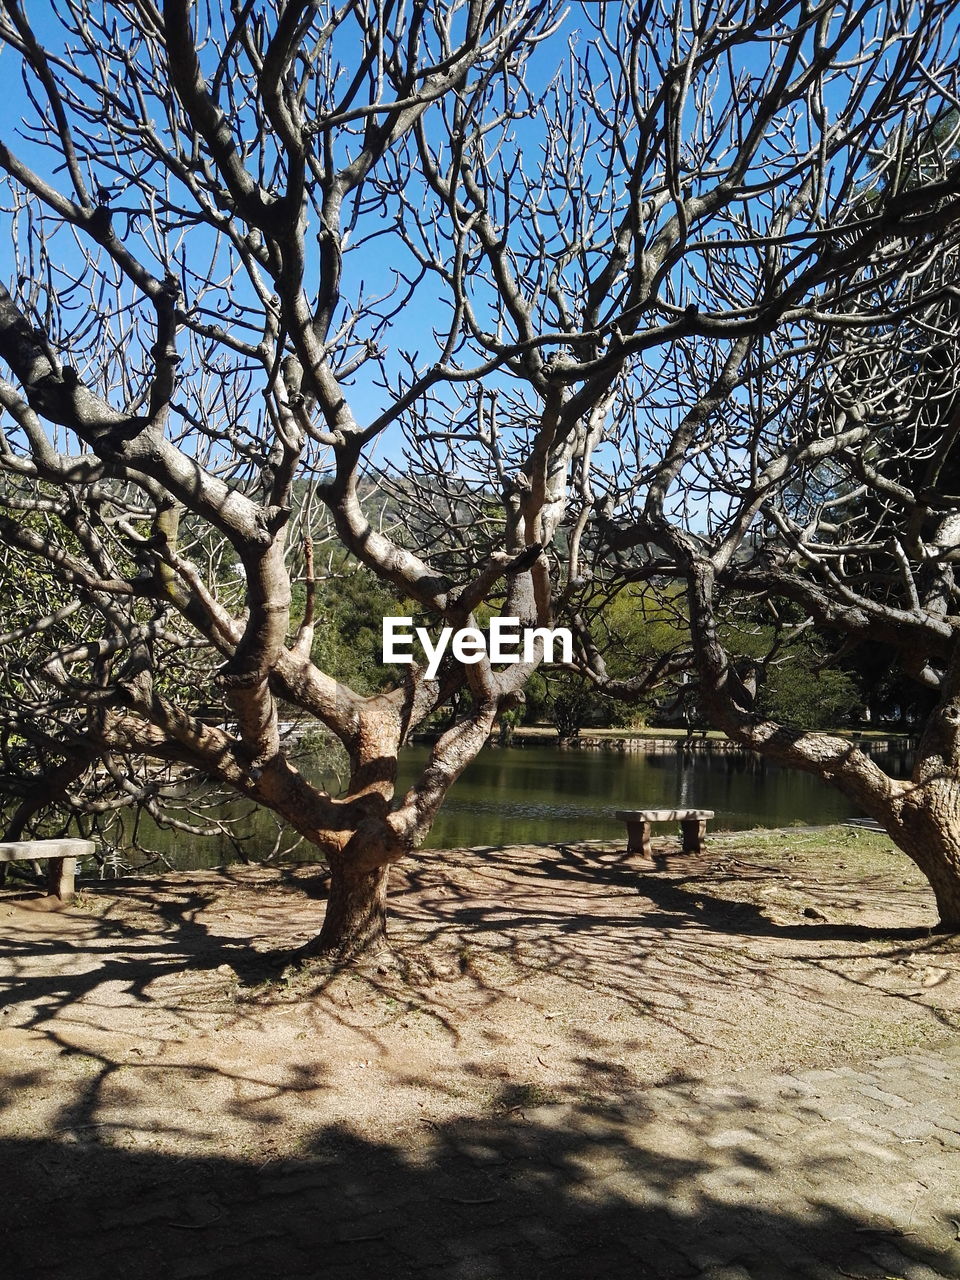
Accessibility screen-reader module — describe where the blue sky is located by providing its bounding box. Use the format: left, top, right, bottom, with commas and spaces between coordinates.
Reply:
2, 2, 958, 495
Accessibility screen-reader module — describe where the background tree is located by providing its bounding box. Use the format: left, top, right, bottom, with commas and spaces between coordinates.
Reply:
573, 120, 960, 924
665, 241, 960, 927
1, 0, 960, 960
383, 0, 960, 925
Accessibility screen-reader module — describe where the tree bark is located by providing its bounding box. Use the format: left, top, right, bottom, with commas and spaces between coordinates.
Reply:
891, 790, 960, 928
885, 692, 960, 930
305, 857, 391, 963
683, 555, 960, 930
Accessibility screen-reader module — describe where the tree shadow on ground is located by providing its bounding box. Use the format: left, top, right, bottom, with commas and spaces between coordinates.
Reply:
3, 839, 959, 1162
3, 844, 960, 1279
3, 1107, 958, 1280
552, 843, 941, 944
3, 836, 955, 1063
0, 880, 286, 1010
384, 840, 960, 1036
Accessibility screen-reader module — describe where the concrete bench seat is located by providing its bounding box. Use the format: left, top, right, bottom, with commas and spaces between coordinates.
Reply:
0, 839, 95, 901
615, 809, 714, 858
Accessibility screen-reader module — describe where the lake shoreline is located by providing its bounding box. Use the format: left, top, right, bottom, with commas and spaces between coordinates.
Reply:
32, 738, 916, 876
41, 822, 891, 886
488, 730, 916, 753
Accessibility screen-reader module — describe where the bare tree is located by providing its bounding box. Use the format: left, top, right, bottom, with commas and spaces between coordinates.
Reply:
1, 1, 960, 960
674, 251, 960, 928
385, 0, 960, 927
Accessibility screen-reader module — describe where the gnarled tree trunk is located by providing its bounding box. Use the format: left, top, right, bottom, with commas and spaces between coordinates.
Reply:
884, 695, 960, 930
307, 856, 392, 962
891, 792, 960, 928
684, 559, 960, 931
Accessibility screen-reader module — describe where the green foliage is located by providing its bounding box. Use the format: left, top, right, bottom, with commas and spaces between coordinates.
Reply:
496, 706, 522, 745
760, 659, 862, 731
297, 564, 405, 695
291, 724, 348, 781
549, 677, 592, 743
585, 582, 690, 726
718, 593, 868, 732
521, 670, 550, 723
603, 583, 686, 664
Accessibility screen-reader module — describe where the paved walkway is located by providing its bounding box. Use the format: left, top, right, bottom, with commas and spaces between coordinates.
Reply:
5, 1039, 960, 1279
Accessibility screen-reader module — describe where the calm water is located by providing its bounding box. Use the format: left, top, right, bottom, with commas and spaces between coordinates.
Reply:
398, 741, 913, 848
111, 738, 913, 871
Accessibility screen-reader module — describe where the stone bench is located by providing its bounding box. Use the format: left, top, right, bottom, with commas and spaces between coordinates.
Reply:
615, 809, 714, 858
0, 839, 95, 901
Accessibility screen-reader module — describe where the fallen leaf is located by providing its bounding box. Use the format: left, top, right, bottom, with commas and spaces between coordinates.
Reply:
922, 968, 949, 988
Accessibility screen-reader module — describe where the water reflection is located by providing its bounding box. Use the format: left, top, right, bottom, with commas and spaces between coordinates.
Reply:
81, 738, 914, 871
397, 740, 914, 850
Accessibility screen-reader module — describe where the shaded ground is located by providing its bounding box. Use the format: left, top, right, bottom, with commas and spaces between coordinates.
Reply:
2, 826, 960, 1277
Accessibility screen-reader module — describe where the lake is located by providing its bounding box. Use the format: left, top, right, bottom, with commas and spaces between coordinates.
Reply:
398, 739, 912, 848
107, 737, 913, 871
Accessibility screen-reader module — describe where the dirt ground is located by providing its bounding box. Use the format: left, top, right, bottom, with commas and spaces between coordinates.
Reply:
2, 825, 959, 1169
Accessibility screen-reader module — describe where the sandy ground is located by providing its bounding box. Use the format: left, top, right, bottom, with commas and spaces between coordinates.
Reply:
2, 826, 959, 1170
